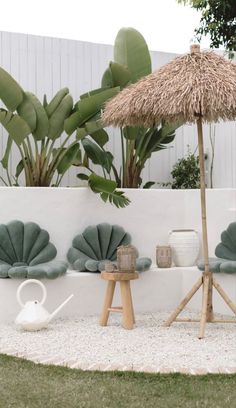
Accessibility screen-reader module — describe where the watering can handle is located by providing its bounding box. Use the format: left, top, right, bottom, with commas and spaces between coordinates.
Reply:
16, 279, 47, 308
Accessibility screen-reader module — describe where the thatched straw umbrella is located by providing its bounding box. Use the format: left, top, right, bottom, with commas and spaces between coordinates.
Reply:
102, 44, 236, 338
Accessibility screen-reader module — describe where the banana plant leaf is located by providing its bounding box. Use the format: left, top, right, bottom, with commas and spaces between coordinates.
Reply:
48, 94, 73, 140
82, 138, 113, 173
157, 121, 183, 140
137, 122, 180, 162
79, 119, 109, 147
143, 181, 155, 189
45, 88, 69, 117
123, 126, 141, 140
152, 121, 183, 152
89, 129, 109, 147
0, 109, 31, 145
64, 87, 120, 136
76, 173, 89, 180
15, 159, 25, 178
76, 128, 88, 140
56, 143, 81, 175
17, 93, 37, 132
84, 118, 103, 134
0, 67, 24, 111
79, 87, 111, 100
114, 27, 152, 83
76, 118, 108, 146
43, 94, 48, 108
1, 136, 13, 169
101, 67, 113, 89
88, 173, 130, 208
25, 92, 49, 140
102, 62, 131, 88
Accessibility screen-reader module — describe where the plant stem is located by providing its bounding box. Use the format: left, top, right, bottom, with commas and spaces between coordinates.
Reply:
26, 136, 39, 183
127, 139, 136, 187
46, 138, 78, 184
6, 168, 12, 186
110, 163, 120, 186
34, 138, 41, 178
40, 139, 56, 184
55, 173, 61, 186
26, 137, 34, 163
0, 176, 9, 186
41, 138, 50, 164
120, 128, 125, 187
40, 139, 45, 154
18, 144, 31, 186
34, 138, 39, 157
48, 134, 72, 172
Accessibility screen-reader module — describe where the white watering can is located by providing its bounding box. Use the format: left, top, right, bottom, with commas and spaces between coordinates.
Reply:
15, 279, 74, 331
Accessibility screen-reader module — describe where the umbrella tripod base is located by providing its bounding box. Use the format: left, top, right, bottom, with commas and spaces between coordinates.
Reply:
164, 275, 236, 338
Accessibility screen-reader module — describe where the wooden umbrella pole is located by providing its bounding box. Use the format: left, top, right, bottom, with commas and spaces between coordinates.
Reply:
197, 117, 214, 329
164, 118, 236, 335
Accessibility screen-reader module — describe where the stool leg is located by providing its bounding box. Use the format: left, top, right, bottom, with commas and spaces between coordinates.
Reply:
120, 281, 134, 330
99, 281, 116, 326
128, 283, 135, 324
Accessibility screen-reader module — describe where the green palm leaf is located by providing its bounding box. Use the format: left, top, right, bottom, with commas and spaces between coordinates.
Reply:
0, 109, 31, 145
1, 137, 13, 169
114, 27, 152, 83
45, 88, 69, 117
88, 173, 130, 208
26, 92, 49, 140
0, 67, 24, 111
48, 94, 73, 140
64, 87, 120, 135
17, 93, 37, 132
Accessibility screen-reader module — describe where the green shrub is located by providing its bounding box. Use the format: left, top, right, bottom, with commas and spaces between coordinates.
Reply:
171, 150, 200, 189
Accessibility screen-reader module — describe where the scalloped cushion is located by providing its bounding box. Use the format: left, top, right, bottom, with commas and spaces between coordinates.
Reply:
197, 222, 236, 275
67, 223, 132, 271
6, 261, 67, 279
136, 257, 152, 272
197, 257, 236, 274
0, 220, 67, 279
215, 222, 236, 261
0, 263, 11, 278
197, 257, 224, 273
67, 223, 152, 273
219, 261, 236, 274
85, 260, 100, 272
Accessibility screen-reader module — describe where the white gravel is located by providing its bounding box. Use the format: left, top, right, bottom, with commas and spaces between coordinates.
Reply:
0, 311, 235, 374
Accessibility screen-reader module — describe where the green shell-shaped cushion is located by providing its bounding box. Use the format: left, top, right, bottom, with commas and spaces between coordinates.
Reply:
67, 223, 152, 273
0, 220, 67, 279
197, 257, 223, 273
215, 222, 236, 261
67, 223, 131, 272
197, 222, 236, 274
197, 257, 236, 274
136, 257, 152, 272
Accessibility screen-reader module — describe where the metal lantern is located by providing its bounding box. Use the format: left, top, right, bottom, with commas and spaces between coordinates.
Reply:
117, 245, 136, 272
156, 245, 172, 268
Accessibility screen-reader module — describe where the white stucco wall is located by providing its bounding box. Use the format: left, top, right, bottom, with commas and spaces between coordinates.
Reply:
0, 187, 235, 322
0, 187, 235, 260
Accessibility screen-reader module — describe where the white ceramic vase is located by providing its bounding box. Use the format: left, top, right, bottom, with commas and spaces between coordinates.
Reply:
168, 229, 199, 267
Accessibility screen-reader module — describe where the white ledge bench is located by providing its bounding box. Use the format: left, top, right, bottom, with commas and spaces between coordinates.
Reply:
0, 267, 235, 323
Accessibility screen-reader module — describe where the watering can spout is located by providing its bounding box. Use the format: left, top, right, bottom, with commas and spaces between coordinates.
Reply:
48, 294, 74, 322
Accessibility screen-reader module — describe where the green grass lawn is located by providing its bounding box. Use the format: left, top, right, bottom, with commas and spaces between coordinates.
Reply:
0, 354, 235, 408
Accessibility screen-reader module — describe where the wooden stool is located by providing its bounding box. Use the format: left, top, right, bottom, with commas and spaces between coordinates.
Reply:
99, 271, 139, 330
